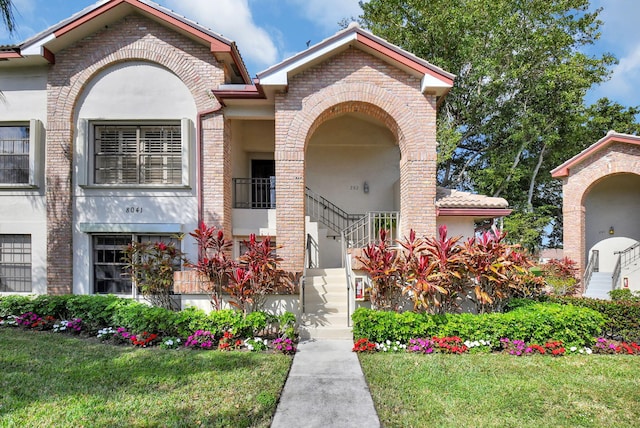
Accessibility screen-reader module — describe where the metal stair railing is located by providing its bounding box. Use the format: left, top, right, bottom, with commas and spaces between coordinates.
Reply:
583, 250, 599, 295
305, 187, 363, 234
612, 242, 640, 290
342, 211, 400, 250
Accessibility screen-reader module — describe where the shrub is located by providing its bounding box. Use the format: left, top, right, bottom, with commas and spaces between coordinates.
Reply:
356, 225, 542, 313
352, 302, 605, 347
544, 295, 640, 342
0, 295, 35, 317
539, 257, 580, 296
609, 289, 640, 302
0, 295, 297, 341
351, 307, 436, 343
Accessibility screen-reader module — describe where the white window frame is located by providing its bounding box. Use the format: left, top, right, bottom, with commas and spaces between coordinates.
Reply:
0, 234, 32, 293
81, 119, 191, 187
92, 233, 181, 296
0, 120, 43, 188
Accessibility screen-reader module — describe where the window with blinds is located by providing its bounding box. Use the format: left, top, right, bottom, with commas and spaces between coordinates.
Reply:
94, 124, 182, 185
0, 126, 29, 184
0, 234, 31, 292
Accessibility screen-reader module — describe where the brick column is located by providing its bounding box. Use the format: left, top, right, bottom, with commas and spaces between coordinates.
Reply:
45, 119, 73, 294
201, 112, 231, 236
275, 150, 305, 274
400, 155, 437, 239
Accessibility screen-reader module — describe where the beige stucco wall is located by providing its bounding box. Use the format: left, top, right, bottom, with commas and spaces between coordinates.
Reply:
0, 67, 48, 294
584, 173, 640, 261
437, 216, 476, 242
306, 114, 399, 213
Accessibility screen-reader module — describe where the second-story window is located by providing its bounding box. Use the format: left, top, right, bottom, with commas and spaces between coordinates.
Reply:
0, 125, 29, 184
94, 124, 182, 185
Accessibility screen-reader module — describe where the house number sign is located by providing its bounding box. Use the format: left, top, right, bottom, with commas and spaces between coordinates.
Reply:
125, 206, 143, 214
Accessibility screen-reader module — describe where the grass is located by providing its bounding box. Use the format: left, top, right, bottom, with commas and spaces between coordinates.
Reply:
360, 352, 640, 427
0, 328, 292, 427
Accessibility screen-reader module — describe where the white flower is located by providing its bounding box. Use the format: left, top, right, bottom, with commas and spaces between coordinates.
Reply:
586, 348, 592, 355
386, 340, 391, 345
570, 346, 577, 352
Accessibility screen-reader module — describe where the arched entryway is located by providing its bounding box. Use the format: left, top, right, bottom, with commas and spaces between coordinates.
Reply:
305, 104, 400, 268
553, 132, 640, 294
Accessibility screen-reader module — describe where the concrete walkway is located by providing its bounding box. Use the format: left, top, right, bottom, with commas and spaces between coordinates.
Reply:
271, 339, 380, 428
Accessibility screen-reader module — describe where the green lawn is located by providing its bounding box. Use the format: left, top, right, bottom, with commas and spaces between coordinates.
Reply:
0, 328, 292, 427
360, 352, 640, 427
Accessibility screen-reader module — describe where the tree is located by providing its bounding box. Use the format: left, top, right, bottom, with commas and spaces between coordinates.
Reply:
359, 0, 639, 250
1, 0, 16, 34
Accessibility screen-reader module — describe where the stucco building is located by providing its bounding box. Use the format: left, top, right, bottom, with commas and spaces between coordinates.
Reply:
0, 1, 510, 332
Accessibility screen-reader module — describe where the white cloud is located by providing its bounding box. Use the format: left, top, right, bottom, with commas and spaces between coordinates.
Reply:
594, 45, 640, 105
586, 1, 640, 106
162, 0, 278, 68
284, 0, 364, 32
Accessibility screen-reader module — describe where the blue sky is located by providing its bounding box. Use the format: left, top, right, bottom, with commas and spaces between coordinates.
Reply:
1, 0, 639, 110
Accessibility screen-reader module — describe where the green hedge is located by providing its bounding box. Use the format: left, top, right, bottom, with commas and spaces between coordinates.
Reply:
0, 294, 295, 339
543, 296, 640, 342
352, 302, 606, 347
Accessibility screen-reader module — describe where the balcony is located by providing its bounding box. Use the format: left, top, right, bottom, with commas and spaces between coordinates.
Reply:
233, 177, 276, 209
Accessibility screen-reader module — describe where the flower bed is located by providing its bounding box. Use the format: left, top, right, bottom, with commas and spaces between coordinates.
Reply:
353, 335, 640, 357
0, 294, 298, 355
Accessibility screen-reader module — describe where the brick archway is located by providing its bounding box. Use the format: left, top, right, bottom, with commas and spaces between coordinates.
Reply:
275, 76, 437, 273
561, 142, 640, 286
45, 15, 224, 293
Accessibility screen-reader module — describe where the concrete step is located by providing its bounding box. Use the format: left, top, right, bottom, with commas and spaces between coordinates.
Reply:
299, 325, 353, 340
584, 272, 612, 299
306, 268, 346, 278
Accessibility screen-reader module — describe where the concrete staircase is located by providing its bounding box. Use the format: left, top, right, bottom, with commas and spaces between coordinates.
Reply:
300, 268, 353, 340
583, 272, 612, 300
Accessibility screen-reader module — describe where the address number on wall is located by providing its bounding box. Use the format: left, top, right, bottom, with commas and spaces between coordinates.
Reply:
125, 206, 143, 214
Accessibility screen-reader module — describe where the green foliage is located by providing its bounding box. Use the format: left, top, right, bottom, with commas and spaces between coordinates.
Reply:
544, 295, 640, 342
352, 307, 437, 343
0, 295, 35, 317
359, 0, 636, 245
352, 303, 605, 347
0, 295, 297, 340
609, 288, 640, 302
503, 209, 553, 253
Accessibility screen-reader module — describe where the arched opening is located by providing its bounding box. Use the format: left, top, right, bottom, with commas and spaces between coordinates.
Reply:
584, 173, 640, 265
306, 112, 399, 213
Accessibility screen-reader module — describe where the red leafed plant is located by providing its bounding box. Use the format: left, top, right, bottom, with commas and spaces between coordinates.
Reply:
188, 222, 235, 311
357, 229, 402, 311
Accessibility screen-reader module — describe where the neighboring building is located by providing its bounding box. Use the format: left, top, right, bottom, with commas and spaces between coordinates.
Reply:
552, 130, 640, 298
0, 0, 510, 326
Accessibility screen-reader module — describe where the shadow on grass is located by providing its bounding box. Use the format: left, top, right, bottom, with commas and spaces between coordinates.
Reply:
0, 328, 290, 427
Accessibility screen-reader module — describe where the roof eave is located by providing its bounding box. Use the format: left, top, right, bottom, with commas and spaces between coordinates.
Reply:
437, 208, 512, 217
257, 24, 454, 95
551, 131, 640, 178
